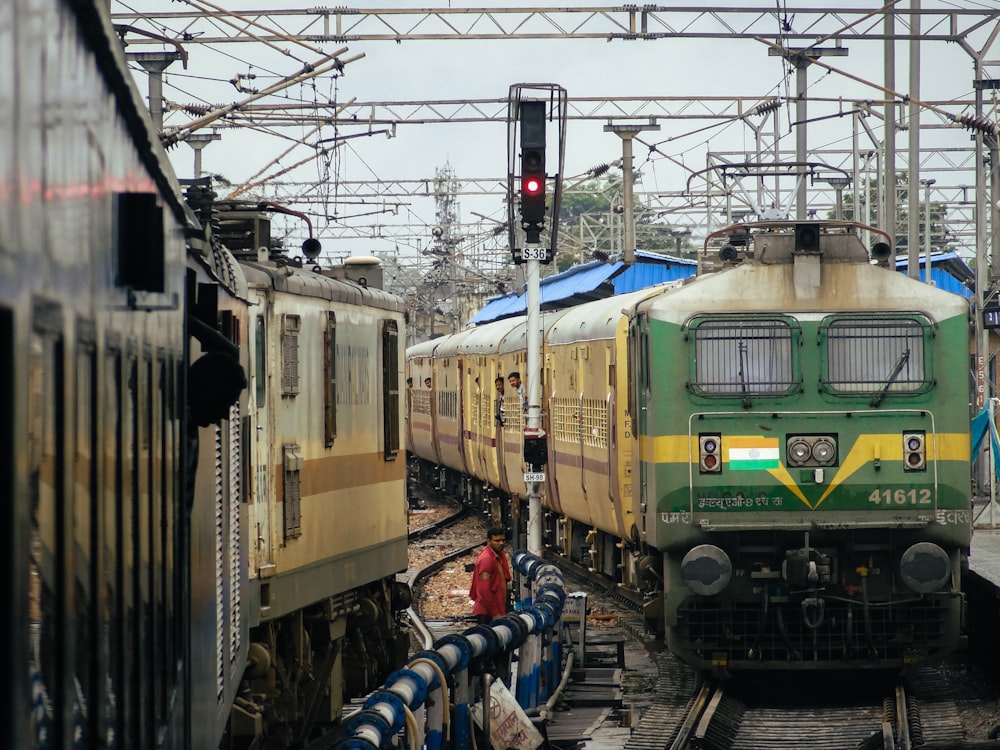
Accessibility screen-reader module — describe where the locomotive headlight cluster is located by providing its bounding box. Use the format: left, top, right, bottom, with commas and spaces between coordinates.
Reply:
785, 435, 838, 467
902, 431, 926, 471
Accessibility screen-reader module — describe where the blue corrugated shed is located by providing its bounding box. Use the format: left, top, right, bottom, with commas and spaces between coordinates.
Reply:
467, 251, 696, 325
613, 253, 698, 294
895, 251, 974, 298
467, 250, 973, 327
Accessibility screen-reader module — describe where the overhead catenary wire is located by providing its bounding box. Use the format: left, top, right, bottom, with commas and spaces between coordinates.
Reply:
754, 35, 998, 136
176, 0, 334, 64
226, 96, 358, 199
162, 52, 362, 147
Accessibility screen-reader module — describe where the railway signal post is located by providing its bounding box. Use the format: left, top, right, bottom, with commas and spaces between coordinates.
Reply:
507, 84, 566, 555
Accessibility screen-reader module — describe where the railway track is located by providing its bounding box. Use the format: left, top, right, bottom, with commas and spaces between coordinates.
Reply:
404, 494, 483, 648
623, 664, 992, 750
403, 476, 1000, 749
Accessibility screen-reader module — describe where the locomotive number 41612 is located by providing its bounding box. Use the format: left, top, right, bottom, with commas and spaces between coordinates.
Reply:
868, 488, 932, 505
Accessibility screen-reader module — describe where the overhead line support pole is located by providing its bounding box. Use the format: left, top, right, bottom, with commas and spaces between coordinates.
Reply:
605, 122, 660, 265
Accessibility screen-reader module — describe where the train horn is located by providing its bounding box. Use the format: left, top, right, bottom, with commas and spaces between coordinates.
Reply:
870, 241, 892, 261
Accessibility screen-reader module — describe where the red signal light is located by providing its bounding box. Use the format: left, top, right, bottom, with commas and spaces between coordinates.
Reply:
523, 176, 543, 195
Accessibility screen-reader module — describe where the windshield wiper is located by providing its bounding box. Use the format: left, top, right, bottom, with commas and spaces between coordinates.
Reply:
871, 348, 910, 408
738, 341, 752, 408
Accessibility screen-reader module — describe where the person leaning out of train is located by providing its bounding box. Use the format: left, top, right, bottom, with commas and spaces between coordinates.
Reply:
469, 526, 512, 624
494, 374, 505, 427
507, 371, 526, 414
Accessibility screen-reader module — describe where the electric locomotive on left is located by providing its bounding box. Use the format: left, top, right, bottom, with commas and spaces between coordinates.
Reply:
4, 3, 411, 748
3, 1, 231, 747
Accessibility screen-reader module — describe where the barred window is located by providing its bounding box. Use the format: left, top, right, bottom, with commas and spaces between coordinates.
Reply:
821, 316, 931, 400
690, 317, 798, 397
477, 391, 492, 430
468, 390, 479, 427
411, 389, 432, 415
437, 390, 458, 420
551, 398, 578, 443
324, 315, 337, 447
549, 397, 608, 448
501, 398, 523, 432
581, 398, 608, 448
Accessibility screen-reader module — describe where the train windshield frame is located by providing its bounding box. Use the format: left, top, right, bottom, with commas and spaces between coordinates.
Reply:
819, 313, 933, 398
687, 314, 801, 397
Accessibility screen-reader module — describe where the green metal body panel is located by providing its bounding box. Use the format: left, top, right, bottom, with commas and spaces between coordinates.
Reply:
632, 241, 973, 670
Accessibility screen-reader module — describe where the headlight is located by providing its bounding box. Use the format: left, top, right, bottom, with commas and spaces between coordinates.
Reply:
811, 438, 836, 465
788, 439, 811, 463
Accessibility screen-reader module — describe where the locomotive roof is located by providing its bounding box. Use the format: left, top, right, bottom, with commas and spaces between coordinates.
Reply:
638, 258, 971, 325
239, 260, 405, 313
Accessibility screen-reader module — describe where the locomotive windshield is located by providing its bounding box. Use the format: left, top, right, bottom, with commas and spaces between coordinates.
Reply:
821, 315, 931, 398
689, 316, 799, 397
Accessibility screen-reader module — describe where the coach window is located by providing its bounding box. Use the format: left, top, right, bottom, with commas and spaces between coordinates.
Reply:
382, 319, 400, 459
820, 315, 931, 401
688, 316, 799, 399
324, 314, 337, 447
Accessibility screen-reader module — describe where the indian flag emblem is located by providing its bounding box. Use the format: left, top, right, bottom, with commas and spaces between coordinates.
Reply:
728, 436, 780, 471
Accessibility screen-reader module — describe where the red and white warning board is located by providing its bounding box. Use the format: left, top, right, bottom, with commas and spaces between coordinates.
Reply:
471, 679, 544, 750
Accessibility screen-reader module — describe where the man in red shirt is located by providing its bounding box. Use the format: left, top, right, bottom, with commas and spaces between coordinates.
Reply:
469, 527, 512, 624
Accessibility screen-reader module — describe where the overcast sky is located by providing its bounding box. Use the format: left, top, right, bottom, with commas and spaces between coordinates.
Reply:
112, 1, 1000, 263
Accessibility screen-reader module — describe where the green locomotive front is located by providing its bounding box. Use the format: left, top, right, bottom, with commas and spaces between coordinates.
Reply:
634, 223, 972, 671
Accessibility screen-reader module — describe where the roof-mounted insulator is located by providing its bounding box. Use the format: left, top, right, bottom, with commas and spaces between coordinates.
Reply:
750, 98, 781, 117
952, 112, 998, 137
589, 162, 611, 178
180, 102, 212, 117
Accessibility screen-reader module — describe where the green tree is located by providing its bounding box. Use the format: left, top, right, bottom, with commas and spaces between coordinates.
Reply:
555, 174, 696, 271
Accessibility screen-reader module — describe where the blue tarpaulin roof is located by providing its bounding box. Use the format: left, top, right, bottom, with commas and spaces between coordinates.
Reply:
467, 252, 696, 325
895, 252, 974, 298
467, 249, 974, 326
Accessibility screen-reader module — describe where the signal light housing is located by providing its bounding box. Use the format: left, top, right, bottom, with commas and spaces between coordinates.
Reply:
699, 434, 722, 474
520, 151, 546, 229
519, 101, 547, 244
903, 432, 926, 471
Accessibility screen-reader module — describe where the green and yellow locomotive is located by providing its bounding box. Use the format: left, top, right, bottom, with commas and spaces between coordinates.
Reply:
635, 222, 971, 671
406, 219, 973, 672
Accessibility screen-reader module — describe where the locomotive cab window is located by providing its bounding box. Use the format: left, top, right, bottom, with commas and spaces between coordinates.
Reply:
820, 315, 932, 400
688, 316, 799, 397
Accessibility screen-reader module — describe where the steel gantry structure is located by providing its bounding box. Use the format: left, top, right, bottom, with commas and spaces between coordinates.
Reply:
114, 2, 1000, 431
113, 5, 998, 46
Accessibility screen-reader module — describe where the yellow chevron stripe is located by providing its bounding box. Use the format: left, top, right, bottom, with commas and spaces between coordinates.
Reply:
641, 433, 969, 511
